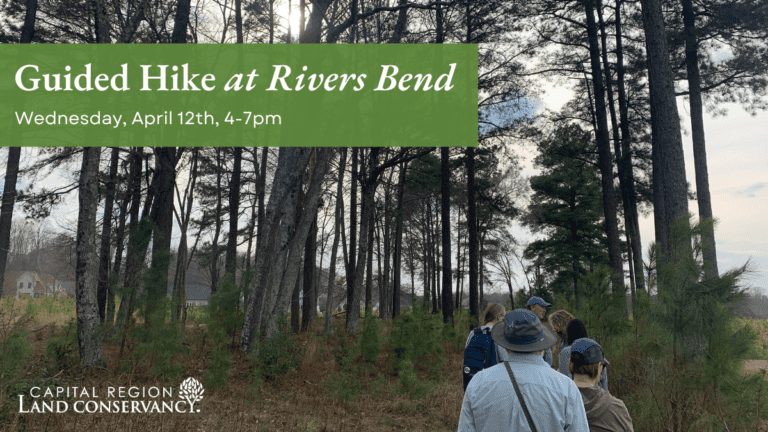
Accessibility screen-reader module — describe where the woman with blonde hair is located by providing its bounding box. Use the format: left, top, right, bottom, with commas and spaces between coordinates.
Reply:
549, 309, 576, 351
462, 303, 508, 390
464, 303, 507, 360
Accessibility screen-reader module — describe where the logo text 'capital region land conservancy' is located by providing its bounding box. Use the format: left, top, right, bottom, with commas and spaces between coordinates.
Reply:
18, 377, 204, 414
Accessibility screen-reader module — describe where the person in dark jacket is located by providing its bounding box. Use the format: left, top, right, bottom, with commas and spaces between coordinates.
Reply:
570, 338, 633, 432
559, 319, 608, 390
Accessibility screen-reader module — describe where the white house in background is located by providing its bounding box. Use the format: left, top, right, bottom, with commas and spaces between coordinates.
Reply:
2, 271, 66, 299
166, 284, 212, 307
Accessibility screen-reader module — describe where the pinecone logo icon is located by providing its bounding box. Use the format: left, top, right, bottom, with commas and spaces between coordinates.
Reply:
179, 377, 204, 413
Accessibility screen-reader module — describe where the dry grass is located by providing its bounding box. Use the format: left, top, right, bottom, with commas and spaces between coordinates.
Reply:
1, 302, 466, 432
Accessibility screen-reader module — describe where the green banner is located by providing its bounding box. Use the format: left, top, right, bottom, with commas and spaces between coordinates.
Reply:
0, 44, 478, 147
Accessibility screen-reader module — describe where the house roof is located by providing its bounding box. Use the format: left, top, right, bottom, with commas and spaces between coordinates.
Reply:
2, 271, 59, 296
167, 284, 211, 301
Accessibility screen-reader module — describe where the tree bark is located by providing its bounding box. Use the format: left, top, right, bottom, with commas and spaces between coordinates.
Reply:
97, 147, 119, 322
639, 0, 690, 259
241, 148, 313, 350
392, 161, 407, 318
0, 148, 21, 298
441, 147, 453, 323
614, 0, 646, 294
75, 147, 105, 367
19, 0, 37, 43
171, 0, 191, 42
466, 147, 479, 325
388, 0, 408, 43
210, 149, 224, 294
301, 215, 317, 331
682, 0, 718, 278
365, 207, 374, 311
345, 148, 358, 320
324, 148, 346, 334
225, 147, 242, 279
266, 149, 333, 337
145, 148, 176, 324
583, 0, 625, 291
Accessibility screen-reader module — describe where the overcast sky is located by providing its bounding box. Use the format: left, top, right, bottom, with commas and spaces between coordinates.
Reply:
534, 86, 768, 294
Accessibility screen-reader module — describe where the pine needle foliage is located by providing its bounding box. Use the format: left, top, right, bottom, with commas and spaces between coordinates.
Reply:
128, 299, 186, 379
0, 300, 32, 403
256, 314, 301, 381
359, 307, 383, 363
386, 303, 444, 378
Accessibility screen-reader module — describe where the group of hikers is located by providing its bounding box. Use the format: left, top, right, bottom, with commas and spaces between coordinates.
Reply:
459, 297, 633, 431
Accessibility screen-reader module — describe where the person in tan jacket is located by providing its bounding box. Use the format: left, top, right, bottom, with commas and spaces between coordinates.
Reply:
570, 338, 634, 432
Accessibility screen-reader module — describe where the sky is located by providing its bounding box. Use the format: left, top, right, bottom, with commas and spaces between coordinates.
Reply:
533, 85, 768, 294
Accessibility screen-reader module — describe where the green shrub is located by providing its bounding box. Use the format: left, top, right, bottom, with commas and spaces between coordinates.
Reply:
359, 307, 383, 363
257, 315, 301, 381
130, 299, 187, 379
45, 320, 78, 371
387, 304, 444, 377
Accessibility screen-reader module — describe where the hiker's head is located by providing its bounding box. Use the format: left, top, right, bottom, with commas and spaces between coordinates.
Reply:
483, 303, 506, 326
549, 310, 576, 341
566, 319, 589, 346
491, 309, 557, 354
526, 296, 551, 319
569, 338, 609, 378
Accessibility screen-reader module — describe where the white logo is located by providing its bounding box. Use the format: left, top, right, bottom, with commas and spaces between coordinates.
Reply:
179, 377, 204, 413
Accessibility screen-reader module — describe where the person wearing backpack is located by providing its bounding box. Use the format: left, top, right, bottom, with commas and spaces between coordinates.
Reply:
463, 303, 507, 391
459, 309, 590, 431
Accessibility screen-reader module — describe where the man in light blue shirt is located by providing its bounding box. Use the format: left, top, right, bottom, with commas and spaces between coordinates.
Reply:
459, 309, 590, 431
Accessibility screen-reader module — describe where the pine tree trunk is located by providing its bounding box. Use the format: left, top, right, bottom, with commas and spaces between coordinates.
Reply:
347, 149, 378, 333
171, 0, 191, 42
682, 0, 718, 278
325, 149, 346, 334
266, 149, 332, 337
291, 270, 301, 333
97, 148, 119, 322
388, 0, 408, 43
116, 149, 154, 333
145, 148, 176, 324
441, 147, 453, 323
301, 216, 317, 331
242, 148, 312, 350
583, 0, 625, 291
19, 0, 37, 43
614, 0, 646, 293
365, 209, 374, 311
639, 0, 690, 259
76, 147, 105, 368
392, 161, 407, 318
210, 149, 224, 294
346, 148, 358, 324
225, 148, 242, 279
172, 149, 198, 324
0, 147, 21, 298
107, 190, 131, 325
235, 0, 243, 43
466, 147, 479, 325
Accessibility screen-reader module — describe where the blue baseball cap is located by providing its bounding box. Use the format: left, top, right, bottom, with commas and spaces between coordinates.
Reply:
570, 338, 610, 365
491, 309, 558, 353
527, 296, 551, 307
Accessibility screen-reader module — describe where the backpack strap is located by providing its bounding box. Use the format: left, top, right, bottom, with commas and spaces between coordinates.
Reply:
504, 362, 538, 432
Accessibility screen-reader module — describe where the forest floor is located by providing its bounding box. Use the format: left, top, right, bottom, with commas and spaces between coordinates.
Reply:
2, 306, 465, 432
4, 299, 768, 432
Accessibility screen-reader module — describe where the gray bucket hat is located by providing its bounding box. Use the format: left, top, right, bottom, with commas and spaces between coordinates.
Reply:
491, 309, 558, 353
